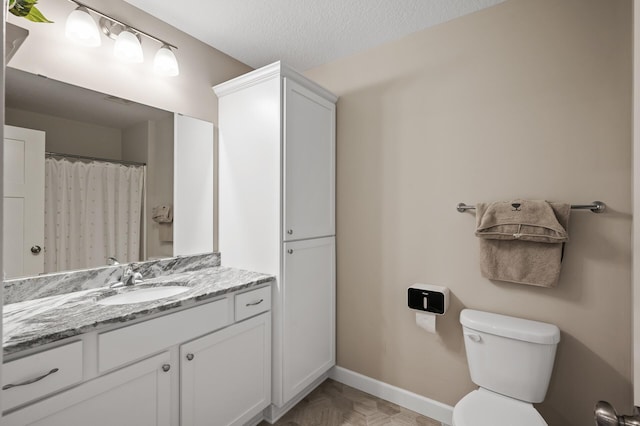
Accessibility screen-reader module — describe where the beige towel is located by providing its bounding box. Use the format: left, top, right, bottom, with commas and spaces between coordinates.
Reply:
152, 205, 173, 223
476, 200, 570, 287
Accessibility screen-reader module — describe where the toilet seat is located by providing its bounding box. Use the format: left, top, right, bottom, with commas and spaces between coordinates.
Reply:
452, 389, 547, 426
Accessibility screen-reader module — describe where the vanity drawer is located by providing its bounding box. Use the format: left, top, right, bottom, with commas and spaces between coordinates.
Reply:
98, 298, 229, 373
3, 341, 84, 411
235, 285, 271, 322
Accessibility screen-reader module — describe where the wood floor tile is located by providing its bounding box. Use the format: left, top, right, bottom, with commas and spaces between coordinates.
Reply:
263, 379, 440, 426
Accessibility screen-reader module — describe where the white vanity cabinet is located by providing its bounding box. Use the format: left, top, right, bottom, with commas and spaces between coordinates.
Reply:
2, 341, 84, 412
180, 312, 271, 426
3, 352, 172, 426
215, 61, 337, 415
2, 284, 272, 426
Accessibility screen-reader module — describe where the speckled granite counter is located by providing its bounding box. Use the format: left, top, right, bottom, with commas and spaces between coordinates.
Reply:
3, 266, 274, 356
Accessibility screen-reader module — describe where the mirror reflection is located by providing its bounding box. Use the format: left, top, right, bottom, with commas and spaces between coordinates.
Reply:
4, 67, 175, 279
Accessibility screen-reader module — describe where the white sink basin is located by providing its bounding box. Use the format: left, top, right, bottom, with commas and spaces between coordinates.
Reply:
97, 286, 190, 305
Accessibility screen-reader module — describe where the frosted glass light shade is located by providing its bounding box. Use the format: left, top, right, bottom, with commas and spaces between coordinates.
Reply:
65, 7, 101, 47
153, 45, 179, 76
114, 30, 143, 63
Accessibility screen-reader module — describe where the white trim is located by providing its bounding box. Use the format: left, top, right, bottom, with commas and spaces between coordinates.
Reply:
330, 366, 453, 426
264, 371, 330, 423
213, 62, 281, 98
213, 61, 338, 103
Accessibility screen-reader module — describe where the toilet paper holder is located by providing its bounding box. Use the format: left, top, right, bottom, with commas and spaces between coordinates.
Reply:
407, 283, 449, 315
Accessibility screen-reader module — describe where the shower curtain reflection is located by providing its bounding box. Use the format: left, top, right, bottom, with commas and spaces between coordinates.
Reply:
43, 157, 145, 273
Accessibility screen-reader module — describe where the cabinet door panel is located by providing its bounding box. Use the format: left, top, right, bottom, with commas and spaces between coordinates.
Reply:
283, 78, 335, 241
282, 237, 335, 402
3, 352, 171, 426
181, 313, 271, 426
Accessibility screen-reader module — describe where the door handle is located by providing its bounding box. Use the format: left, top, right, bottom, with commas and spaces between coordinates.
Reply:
3, 368, 59, 390
30, 245, 42, 255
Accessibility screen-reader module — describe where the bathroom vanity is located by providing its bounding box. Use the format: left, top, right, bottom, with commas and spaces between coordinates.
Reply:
1, 258, 274, 426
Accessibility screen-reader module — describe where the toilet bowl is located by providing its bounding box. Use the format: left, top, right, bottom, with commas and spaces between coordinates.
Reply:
453, 389, 546, 426
452, 309, 560, 426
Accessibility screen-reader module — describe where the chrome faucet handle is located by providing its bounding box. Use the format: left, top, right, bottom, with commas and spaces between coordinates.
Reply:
121, 267, 143, 286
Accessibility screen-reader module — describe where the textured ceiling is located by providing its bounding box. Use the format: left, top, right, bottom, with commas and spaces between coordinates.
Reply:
123, 0, 506, 71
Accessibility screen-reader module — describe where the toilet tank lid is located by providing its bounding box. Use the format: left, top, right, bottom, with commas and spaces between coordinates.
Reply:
460, 309, 560, 344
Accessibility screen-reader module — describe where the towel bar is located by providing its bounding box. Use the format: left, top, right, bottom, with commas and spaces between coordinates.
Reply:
456, 201, 606, 214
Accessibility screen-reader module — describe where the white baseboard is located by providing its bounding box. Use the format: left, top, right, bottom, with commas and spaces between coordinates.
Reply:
329, 366, 453, 426
263, 372, 330, 423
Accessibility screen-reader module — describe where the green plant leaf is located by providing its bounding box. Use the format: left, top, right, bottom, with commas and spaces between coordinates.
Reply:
8, 0, 53, 23
23, 5, 53, 23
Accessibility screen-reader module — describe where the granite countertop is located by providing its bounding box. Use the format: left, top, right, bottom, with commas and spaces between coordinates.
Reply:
3, 266, 274, 357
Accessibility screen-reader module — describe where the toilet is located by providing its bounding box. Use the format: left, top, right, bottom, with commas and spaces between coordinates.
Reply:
453, 309, 561, 426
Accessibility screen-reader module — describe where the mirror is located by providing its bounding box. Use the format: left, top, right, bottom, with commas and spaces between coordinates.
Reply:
4, 67, 176, 279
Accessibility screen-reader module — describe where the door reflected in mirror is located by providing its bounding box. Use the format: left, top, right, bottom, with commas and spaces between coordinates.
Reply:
4, 67, 175, 279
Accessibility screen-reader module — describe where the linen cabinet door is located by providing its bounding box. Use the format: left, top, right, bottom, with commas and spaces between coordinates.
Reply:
180, 313, 271, 426
2, 352, 172, 426
283, 78, 335, 241
282, 236, 336, 402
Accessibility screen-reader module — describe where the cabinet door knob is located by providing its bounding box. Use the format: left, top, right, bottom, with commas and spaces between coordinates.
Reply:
162, 364, 171, 372
30, 245, 42, 255
287, 249, 293, 254
186, 353, 195, 361
287, 229, 293, 235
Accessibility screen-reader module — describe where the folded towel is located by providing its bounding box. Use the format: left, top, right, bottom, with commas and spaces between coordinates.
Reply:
476, 200, 570, 287
152, 205, 173, 223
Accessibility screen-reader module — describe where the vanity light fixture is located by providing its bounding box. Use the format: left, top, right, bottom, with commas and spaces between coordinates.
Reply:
153, 44, 179, 77
113, 28, 143, 63
64, 0, 179, 76
65, 6, 101, 47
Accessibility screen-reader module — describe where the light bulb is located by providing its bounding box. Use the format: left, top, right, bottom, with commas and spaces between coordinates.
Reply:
114, 29, 143, 63
65, 7, 101, 47
153, 45, 179, 77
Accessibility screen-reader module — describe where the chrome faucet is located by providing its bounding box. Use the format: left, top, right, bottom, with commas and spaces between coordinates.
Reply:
122, 267, 143, 286
110, 266, 143, 288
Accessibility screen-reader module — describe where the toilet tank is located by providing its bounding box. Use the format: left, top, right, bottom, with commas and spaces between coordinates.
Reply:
460, 309, 560, 403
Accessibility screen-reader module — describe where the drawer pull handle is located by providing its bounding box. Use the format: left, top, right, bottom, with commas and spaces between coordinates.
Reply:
3, 368, 59, 390
246, 299, 264, 307
162, 364, 171, 372
186, 353, 195, 361
288, 249, 294, 254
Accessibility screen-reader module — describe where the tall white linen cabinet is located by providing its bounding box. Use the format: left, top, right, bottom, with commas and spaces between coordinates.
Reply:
214, 62, 337, 420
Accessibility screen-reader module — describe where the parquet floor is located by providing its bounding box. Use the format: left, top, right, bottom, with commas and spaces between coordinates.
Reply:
261, 379, 441, 426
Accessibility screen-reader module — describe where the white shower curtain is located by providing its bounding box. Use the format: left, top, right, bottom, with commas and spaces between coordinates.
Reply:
44, 158, 145, 273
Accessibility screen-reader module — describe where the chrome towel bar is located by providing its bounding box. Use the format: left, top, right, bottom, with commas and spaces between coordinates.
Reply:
456, 201, 606, 214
